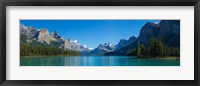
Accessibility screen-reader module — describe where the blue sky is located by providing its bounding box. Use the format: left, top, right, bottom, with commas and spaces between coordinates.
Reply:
20, 20, 160, 48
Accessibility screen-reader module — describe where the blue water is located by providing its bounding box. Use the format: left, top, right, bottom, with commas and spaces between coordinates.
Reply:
20, 56, 180, 66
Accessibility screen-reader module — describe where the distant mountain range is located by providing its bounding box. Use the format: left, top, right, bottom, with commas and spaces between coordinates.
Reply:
20, 20, 180, 56
106, 20, 180, 55
88, 42, 116, 56
20, 24, 92, 55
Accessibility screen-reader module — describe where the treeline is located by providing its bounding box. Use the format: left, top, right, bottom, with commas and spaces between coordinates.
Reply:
127, 37, 180, 58
20, 43, 80, 56
20, 34, 80, 56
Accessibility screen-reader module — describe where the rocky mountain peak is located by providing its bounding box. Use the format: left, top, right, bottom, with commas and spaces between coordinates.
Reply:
20, 24, 28, 30
88, 42, 116, 56
116, 36, 137, 50
20, 24, 38, 38
118, 39, 128, 45
103, 42, 114, 47
51, 30, 60, 39
34, 28, 56, 44
39, 28, 49, 34
20, 24, 93, 55
128, 36, 137, 43
145, 22, 160, 28
137, 21, 160, 44
98, 44, 104, 48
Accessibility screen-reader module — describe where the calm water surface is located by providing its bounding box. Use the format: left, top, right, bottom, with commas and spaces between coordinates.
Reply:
20, 56, 180, 66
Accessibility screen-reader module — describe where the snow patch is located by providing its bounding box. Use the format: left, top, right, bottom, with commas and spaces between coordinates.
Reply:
154, 22, 159, 24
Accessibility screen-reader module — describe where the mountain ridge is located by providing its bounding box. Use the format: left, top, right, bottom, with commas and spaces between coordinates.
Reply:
106, 20, 180, 56
20, 20, 180, 56
20, 24, 92, 55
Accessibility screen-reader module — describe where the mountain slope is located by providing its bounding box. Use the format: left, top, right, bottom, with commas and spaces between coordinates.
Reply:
88, 42, 115, 56
20, 24, 92, 54
34, 29, 56, 44
115, 36, 137, 50
106, 20, 180, 55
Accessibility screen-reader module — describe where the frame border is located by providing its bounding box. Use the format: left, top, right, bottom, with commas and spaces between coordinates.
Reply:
0, 0, 199, 86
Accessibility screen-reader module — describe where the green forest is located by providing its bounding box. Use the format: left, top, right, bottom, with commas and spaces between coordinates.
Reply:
20, 43, 80, 56
127, 37, 180, 58
20, 33, 179, 58
20, 34, 80, 56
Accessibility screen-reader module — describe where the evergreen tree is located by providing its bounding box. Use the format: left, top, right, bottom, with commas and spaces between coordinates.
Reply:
136, 41, 141, 57
20, 43, 80, 56
126, 36, 180, 58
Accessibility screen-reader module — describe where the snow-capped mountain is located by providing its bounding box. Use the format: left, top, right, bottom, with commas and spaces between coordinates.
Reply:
20, 24, 92, 54
88, 42, 116, 56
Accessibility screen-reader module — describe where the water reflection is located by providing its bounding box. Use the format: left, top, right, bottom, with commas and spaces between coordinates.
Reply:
20, 56, 180, 66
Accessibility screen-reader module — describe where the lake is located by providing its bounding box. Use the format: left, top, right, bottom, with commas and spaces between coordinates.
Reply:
20, 56, 180, 66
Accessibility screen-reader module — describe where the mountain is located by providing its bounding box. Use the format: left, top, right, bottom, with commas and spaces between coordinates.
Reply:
137, 22, 160, 45
88, 42, 115, 56
20, 20, 180, 56
34, 29, 56, 44
106, 20, 180, 55
137, 20, 180, 47
51, 30, 60, 39
20, 24, 92, 54
63, 39, 91, 55
20, 24, 38, 38
157, 20, 180, 47
115, 36, 137, 50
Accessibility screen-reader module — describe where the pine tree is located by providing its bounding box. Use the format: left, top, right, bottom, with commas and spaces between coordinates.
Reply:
136, 41, 141, 57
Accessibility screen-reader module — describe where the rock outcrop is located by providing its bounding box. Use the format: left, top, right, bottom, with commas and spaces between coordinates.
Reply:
34, 29, 56, 44
20, 24, 38, 38
137, 22, 160, 45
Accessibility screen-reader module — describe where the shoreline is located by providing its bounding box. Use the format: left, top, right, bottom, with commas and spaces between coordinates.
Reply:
135, 56, 179, 60
20, 55, 76, 58
21, 56, 180, 60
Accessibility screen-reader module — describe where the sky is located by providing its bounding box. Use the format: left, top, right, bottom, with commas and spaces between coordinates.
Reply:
20, 20, 160, 49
